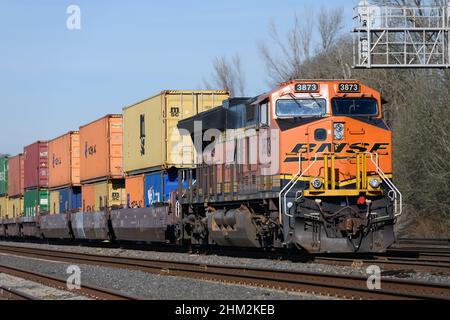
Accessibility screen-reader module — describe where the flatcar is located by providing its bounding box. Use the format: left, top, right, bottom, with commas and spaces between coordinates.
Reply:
0, 80, 401, 253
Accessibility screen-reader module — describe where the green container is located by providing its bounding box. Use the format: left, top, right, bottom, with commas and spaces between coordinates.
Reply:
0, 156, 8, 196
24, 189, 50, 216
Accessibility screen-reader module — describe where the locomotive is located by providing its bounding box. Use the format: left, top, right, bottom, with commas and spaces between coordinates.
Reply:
0, 80, 401, 253
177, 80, 401, 253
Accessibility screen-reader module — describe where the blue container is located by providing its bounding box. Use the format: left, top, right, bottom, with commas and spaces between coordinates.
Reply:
144, 172, 184, 207
58, 187, 82, 213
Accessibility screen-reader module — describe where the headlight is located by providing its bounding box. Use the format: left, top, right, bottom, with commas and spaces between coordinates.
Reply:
311, 178, 323, 189
334, 123, 345, 140
369, 178, 381, 188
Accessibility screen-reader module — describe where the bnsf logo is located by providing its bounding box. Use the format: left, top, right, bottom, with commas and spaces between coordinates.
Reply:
0, 172, 5, 181
285, 142, 389, 162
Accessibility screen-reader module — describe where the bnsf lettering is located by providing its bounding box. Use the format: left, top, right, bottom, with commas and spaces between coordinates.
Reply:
285, 143, 389, 162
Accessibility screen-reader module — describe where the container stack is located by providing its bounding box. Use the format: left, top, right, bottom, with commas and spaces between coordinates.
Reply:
23, 141, 49, 216
7, 154, 24, 218
123, 90, 229, 208
48, 131, 82, 214
80, 115, 125, 212
0, 156, 8, 218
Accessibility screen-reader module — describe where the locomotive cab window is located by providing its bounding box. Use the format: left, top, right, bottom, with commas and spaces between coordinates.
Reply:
332, 98, 378, 117
276, 99, 326, 118
259, 100, 270, 127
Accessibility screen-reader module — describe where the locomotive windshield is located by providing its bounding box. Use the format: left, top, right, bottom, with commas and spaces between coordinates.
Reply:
332, 98, 378, 116
276, 99, 326, 118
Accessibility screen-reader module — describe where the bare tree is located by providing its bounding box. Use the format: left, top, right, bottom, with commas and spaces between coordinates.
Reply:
258, 2, 449, 237
300, 14, 313, 60
258, 12, 316, 84
259, 8, 344, 83
317, 6, 344, 52
204, 55, 247, 97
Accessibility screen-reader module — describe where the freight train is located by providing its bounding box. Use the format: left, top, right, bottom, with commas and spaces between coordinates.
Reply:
0, 81, 402, 253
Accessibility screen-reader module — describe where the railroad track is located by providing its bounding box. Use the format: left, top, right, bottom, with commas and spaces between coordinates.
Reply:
0, 245, 448, 300
395, 238, 449, 246
0, 264, 139, 300
389, 238, 449, 254
312, 248, 450, 274
0, 286, 39, 300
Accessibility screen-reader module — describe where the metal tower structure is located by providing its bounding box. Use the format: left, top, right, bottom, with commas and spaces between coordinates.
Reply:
353, 1, 450, 68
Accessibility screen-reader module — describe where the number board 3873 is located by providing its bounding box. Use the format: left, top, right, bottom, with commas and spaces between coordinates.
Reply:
295, 83, 320, 93
338, 83, 360, 93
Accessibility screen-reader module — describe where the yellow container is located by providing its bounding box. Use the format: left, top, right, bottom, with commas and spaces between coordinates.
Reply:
8, 197, 23, 218
93, 180, 125, 211
50, 191, 60, 215
123, 90, 229, 174
0, 196, 8, 219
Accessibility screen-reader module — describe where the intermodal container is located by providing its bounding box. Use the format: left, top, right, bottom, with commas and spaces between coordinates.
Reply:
24, 189, 50, 216
49, 131, 80, 189
50, 190, 60, 215
0, 196, 8, 219
8, 197, 23, 218
123, 91, 229, 175
59, 187, 82, 213
144, 172, 184, 207
82, 184, 95, 212
80, 115, 123, 183
50, 187, 82, 214
24, 141, 49, 190
0, 156, 8, 196
94, 180, 125, 211
8, 154, 24, 197
125, 174, 145, 208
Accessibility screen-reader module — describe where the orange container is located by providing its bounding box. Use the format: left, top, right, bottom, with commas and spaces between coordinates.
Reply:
48, 131, 80, 189
125, 174, 145, 208
82, 184, 95, 212
80, 115, 123, 183
8, 154, 24, 197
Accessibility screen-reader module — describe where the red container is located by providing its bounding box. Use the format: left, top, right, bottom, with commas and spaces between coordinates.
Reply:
8, 154, 24, 197
24, 141, 49, 190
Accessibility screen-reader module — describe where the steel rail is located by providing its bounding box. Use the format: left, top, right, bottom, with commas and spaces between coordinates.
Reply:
0, 245, 448, 300
311, 255, 450, 274
0, 286, 39, 300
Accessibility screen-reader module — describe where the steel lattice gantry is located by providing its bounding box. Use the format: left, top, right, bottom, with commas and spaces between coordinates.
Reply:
353, 2, 450, 68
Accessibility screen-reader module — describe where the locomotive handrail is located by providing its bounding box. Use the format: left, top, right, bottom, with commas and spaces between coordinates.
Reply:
279, 153, 319, 223
279, 151, 402, 224
369, 153, 403, 218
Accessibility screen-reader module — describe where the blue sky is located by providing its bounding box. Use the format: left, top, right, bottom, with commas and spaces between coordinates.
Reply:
0, 0, 355, 155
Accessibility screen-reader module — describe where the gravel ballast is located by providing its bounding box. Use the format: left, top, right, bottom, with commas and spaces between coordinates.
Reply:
0, 240, 448, 286
0, 252, 329, 300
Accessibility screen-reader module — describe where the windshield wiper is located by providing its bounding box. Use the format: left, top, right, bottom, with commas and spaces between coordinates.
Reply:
287, 93, 323, 118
